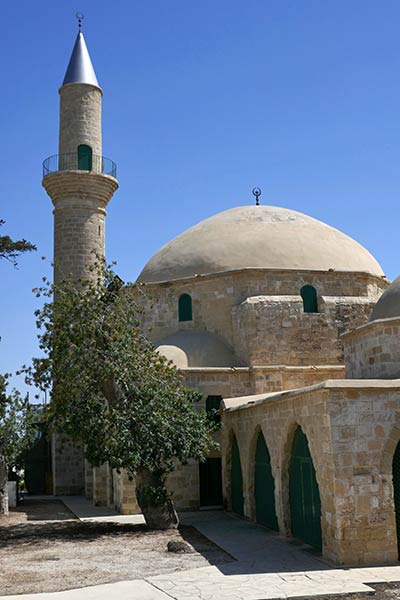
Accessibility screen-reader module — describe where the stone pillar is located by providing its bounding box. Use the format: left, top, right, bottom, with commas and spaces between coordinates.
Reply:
93, 463, 113, 507
51, 433, 84, 495
113, 469, 141, 514
84, 459, 93, 499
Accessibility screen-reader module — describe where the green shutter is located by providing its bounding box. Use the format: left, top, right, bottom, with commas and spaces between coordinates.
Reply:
178, 294, 192, 321
289, 427, 322, 550
300, 285, 318, 313
255, 432, 278, 530
77, 144, 93, 171
231, 436, 244, 515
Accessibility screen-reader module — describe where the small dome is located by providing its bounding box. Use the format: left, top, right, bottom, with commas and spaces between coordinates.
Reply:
370, 275, 400, 321
155, 331, 240, 368
137, 205, 383, 283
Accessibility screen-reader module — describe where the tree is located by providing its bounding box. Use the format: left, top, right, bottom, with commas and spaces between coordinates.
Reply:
26, 263, 217, 529
0, 220, 36, 266
0, 375, 39, 515
0, 221, 37, 514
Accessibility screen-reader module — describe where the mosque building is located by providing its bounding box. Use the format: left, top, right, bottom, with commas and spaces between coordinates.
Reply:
42, 25, 400, 565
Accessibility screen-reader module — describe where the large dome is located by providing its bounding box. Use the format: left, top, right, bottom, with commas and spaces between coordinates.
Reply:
137, 205, 383, 283
370, 275, 400, 321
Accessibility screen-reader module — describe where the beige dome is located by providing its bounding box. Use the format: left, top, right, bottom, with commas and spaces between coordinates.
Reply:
370, 275, 400, 321
137, 205, 383, 283
156, 331, 240, 368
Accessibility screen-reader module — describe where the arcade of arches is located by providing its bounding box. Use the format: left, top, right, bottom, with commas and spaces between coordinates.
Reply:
221, 381, 400, 565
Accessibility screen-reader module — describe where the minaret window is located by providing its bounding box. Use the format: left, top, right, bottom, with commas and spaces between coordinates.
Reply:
178, 294, 192, 322
300, 285, 318, 313
78, 144, 93, 171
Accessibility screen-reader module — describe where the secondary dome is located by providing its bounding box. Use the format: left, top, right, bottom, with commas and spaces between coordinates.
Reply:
137, 205, 383, 283
370, 275, 400, 321
156, 331, 240, 368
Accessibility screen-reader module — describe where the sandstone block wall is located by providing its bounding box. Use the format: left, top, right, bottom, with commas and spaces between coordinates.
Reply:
51, 434, 85, 495
138, 269, 387, 368
221, 382, 400, 565
113, 470, 141, 514
59, 84, 102, 158
344, 317, 400, 379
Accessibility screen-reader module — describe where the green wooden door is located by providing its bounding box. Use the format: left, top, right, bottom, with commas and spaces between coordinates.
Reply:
231, 436, 244, 515
392, 441, 400, 558
77, 144, 93, 171
255, 432, 278, 530
289, 427, 322, 550
199, 458, 223, 507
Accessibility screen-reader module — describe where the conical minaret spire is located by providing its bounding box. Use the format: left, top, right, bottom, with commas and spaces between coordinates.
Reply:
62, 30, 99, 88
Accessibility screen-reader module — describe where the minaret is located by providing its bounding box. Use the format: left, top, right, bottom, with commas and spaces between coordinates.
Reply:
42, 20, 118, 498
43, 20, 118, 284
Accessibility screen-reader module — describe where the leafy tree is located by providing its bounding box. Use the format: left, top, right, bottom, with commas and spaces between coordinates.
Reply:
0, 220, 36, 266
26, 263, 217, 529
0, 221, 37, 514
0, 375, 39, 515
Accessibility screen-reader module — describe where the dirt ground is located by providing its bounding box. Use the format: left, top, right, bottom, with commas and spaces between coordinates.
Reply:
0, 499, 234, 596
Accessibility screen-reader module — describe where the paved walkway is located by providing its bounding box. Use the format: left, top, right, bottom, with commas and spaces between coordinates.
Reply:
3, 499, 400, 599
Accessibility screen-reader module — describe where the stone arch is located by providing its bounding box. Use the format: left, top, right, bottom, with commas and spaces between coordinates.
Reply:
380, 423, 400, 475
289, 426, 322, 549
223, 428, 239, 512
247, 424, 263, 520
252, 427, 278, 530
280, 419, 327, 544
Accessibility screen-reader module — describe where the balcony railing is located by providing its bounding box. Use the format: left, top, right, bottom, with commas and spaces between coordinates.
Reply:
43, 153, 117, 178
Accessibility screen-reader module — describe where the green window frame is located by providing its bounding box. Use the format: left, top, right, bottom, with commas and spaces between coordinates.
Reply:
178, 293, 192, 322
300, 285, 318, 313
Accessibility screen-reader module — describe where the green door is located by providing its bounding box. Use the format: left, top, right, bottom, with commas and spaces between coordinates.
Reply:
77, 144, 93, 171
255, 432, 278, 530
289, 427, 322, 550
392, 441, 400, 558
231, 436, 244, 515
199, 458, 223, 507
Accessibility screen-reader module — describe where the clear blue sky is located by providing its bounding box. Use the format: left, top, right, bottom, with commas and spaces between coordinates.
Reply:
2, 0, 400, 398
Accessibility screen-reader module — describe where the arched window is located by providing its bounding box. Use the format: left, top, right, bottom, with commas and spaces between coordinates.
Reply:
178, 294, 192, 322
77, 144, 93, 171
300, 285, 318, 313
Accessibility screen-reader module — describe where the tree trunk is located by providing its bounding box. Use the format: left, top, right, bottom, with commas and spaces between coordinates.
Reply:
135, 468, 178, 530
0, 455, 9, 516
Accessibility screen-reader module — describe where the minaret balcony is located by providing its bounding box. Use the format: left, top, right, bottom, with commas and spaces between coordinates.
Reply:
43, 153, 117, 179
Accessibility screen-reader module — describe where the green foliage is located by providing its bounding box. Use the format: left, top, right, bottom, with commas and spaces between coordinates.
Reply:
25, 262, 217, 482
0, 374, 40, 470
0, 220, 36, 267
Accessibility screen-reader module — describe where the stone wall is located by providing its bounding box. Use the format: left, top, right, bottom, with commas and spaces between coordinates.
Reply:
344, 317, 400, 379
221, 381, 400, 565
113, 470, 141, 514
233, 295, 375, 365
137, 269, 387, 367
59, 84, 102, 158
51, 434, 85, 495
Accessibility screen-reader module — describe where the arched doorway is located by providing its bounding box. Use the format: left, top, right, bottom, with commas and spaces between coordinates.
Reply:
77, 144, 93, 171
289, 426, 322, 550
392, 440, 400, 557
231, 435, 244, 515
255, 431, 278, 530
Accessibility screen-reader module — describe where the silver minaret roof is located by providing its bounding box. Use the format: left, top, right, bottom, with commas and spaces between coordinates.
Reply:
62, 31, 100, 88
